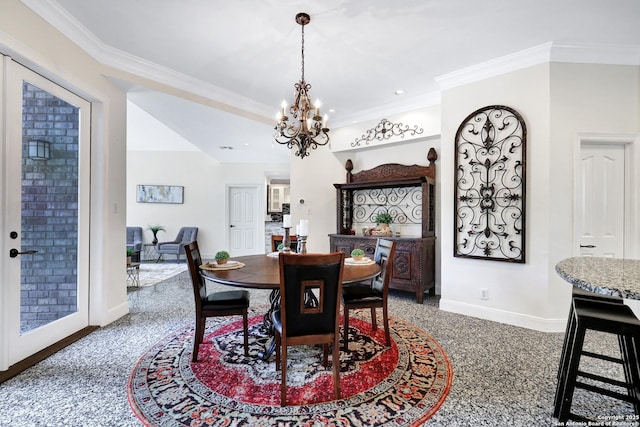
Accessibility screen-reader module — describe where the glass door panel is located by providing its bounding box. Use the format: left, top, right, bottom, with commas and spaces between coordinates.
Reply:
20, 81, 80, 333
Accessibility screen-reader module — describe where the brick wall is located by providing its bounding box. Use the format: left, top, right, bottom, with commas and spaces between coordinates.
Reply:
20, 82, 79, 332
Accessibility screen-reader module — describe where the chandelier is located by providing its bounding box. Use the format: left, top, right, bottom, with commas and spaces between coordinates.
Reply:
274, 12, 329, 159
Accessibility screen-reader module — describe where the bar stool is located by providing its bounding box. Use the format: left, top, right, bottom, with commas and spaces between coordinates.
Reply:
556, 288, 624, 383
554, 296, 640, 422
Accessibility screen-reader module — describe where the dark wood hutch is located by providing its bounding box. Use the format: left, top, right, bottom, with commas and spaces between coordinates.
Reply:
330, 147, 437, 303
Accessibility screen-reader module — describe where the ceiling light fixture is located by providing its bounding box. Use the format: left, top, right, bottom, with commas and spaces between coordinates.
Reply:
274, 12, 329, 159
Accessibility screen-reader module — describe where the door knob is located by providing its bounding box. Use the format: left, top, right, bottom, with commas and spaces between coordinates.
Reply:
9, 249, 38, 258
230, 225, 236, 228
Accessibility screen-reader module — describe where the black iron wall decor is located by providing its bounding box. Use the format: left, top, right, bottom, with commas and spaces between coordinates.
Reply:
454, 105, 526, 263
351, 118, 423, 147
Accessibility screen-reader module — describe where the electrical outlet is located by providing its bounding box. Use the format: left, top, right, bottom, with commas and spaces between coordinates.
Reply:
480, 288, 488, 300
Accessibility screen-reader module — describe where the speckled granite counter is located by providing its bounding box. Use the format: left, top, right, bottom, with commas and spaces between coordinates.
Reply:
555, 257, 640, 299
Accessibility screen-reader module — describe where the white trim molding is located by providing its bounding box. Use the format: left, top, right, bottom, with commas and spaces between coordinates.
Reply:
439, 299, 567, 333
436, 42, 640, 91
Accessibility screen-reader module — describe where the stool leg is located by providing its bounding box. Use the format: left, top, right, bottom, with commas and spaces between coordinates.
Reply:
555, 305, 579, 413
557, 318, 586, 422
624, 334, 640, 415
557, 301, 575, 380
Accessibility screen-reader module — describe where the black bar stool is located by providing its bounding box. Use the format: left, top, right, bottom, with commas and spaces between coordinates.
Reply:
554, 295, 640, 422
556, 288, 624, 383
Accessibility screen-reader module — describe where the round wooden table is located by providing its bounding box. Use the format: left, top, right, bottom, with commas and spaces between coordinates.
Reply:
201, 254, 381, 288
201, 254, 381, 359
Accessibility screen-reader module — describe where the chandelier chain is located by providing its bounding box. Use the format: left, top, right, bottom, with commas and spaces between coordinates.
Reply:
300, 23, 305, 82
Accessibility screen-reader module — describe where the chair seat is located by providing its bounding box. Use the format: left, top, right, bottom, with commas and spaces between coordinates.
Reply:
203, 290, 250, 311
157, 243, 180, 252
343, 285, 382, 304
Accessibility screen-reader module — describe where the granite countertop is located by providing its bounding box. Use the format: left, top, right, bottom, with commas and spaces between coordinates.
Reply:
555, 257, 640, 299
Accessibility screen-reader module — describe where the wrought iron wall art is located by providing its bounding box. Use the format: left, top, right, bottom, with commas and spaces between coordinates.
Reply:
454, 105, 526, 262
351, 118, 423, 147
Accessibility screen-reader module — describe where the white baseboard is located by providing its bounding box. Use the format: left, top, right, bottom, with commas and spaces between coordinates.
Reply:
439, 299, 566, 333
101, 301, 130, 327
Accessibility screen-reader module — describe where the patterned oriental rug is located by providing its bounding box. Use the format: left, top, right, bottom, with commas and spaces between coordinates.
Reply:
128, 308, 453, 426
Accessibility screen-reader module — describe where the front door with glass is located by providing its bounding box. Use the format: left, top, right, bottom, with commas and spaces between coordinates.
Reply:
1, 57, 91, 370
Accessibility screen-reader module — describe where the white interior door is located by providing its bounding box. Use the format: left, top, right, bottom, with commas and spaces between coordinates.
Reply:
228, 186, 259, 256
575, 143, 625, 258
1, 58, 91, 369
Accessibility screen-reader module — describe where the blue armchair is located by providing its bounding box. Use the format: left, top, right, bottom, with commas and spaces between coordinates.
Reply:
156, 227, 199, 262
126, 226, 143, 263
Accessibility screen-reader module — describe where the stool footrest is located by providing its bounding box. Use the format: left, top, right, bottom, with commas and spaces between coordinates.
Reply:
578, 370, 630, 390
582, 350, 624, 365
576, 379, 637, 403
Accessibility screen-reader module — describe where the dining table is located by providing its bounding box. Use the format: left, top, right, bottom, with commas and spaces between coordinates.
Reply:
200, 253, 381, 360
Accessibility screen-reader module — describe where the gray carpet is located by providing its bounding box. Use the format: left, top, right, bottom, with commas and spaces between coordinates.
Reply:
0, 269, 635, 426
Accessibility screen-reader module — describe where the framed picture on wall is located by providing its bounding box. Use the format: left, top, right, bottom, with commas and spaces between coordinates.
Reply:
136, 185, 184, 204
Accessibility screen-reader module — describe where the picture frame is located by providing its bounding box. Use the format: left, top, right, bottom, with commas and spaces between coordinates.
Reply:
136, 185, 184, 204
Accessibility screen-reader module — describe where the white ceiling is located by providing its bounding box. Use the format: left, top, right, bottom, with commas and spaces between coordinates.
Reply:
22, 0, 640, 163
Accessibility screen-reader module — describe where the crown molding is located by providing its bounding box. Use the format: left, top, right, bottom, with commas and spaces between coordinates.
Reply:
20, 0, 275, 121
436, 42, 640, 91
550, 42, 640, 65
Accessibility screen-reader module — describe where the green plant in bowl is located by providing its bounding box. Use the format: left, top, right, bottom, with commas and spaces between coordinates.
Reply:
374, 212, 393, 225
350, 248, 365, 261
215, 250, 230, 265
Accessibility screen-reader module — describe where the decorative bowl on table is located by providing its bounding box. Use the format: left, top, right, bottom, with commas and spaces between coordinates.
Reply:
214, 250, 230, 265
350, 248, 365, 261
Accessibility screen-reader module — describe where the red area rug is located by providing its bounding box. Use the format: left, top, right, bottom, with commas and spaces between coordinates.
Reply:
128, 307, 452, 426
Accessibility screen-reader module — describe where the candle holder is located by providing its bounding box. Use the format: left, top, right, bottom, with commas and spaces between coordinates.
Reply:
283, 227, 292, 253
299, 235, 308, 254
296, 234, 302, 253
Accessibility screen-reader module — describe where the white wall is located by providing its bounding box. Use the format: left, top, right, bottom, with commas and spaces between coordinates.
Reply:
439, 64, 554, 330
547, 62, 640, 316
0, 0, 128, 327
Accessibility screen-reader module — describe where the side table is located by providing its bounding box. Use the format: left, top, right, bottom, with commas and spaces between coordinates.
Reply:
127, 262, 140, 287
142, 244, 159, 262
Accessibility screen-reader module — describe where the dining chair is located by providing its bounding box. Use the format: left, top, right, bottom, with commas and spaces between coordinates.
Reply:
184, 241, 250, 362
342, 238, 396, 351
271, 252, 345, 406
271, 235, 298, 252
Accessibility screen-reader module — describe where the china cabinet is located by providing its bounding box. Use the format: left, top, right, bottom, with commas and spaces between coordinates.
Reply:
330, 147, 437, 303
